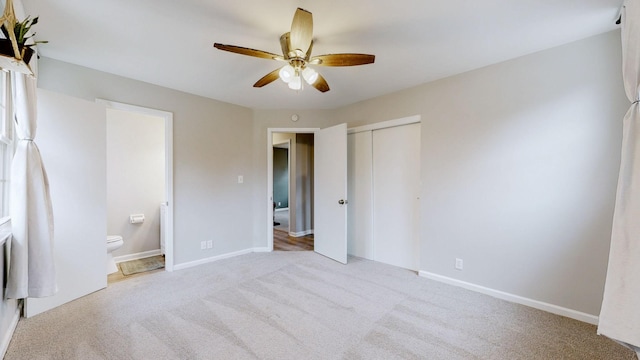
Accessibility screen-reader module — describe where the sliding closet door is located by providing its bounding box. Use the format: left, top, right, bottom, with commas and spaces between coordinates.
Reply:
347, 131, 373, 259
372, 123, 421, 270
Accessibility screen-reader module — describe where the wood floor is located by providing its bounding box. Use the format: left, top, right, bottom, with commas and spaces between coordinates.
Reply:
273, 228, 314, 251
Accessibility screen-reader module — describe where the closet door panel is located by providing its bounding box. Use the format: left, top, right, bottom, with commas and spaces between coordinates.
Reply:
372, 123, 421, 270
347, 131, 373, 259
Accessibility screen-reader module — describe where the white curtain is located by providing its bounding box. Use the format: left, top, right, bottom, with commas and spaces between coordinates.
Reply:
5, 72, 56, 299
598, 0, 640, 356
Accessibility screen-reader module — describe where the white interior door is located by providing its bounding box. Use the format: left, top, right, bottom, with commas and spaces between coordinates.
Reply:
314, 123, 348, 264
25, 89, 107, 317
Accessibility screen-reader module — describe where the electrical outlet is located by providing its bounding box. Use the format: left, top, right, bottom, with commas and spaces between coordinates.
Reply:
207, 240, 213, 249
200, 241, 206, 250
238, 175, 244, 184
455, 258, 463, 270
278, 202, 281, 206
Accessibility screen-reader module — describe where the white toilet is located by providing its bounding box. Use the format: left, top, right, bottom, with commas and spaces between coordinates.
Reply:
106, 235, 124, 274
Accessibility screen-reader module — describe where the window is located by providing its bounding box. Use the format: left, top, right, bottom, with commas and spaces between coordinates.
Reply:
0, 70, 13, 223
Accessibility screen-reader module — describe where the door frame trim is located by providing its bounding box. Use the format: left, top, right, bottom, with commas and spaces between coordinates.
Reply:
348, 115, 420, 134
97, 99, 175, 272
267, 128, 319, 251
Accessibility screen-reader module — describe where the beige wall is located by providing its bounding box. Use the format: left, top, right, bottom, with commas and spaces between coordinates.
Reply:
22, 29, 627, 321
37, 58, 255, 265
249, 31, 627, 317
332, 30, 627, 316
107, 108, 165, 257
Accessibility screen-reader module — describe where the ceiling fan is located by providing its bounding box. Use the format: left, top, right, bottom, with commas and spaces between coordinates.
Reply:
213, 8, 375, 93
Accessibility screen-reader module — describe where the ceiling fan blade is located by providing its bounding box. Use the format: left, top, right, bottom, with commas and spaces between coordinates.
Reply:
311, 73, 330, 92
290, 8, 313, 57
310, 53, 375, 66
253, 68, 282, 88
279, 33, 291, 59
214, 43, 284, 61
305, 40, 314, 61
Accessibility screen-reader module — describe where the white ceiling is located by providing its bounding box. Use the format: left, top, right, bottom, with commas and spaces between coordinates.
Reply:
22, 0, 621, 110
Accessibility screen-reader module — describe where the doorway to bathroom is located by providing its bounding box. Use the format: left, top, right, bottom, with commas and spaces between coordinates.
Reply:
101, 100, 174, 282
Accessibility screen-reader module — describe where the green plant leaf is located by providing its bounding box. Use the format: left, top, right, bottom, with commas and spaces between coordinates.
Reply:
0, 15, 47, 48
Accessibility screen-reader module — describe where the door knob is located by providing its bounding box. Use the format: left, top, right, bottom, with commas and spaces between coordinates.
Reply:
338, 199, 348, 205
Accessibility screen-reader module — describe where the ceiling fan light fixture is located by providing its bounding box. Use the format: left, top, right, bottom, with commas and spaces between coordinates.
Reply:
279, 64, 295, 83
302, 67, 318, 85
288, 75, 302, 90
214, 8, 375, 93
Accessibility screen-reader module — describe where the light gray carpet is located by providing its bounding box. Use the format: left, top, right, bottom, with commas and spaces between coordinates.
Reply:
119, 255, 165, 276
5, 252, 636, 359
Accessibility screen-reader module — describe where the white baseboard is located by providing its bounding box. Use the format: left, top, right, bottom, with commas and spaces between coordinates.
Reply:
173, 248, 255, 271
173, 247, 274, 270
289, 229, 313, 237
275, 208, 288, 212
114, 249, 162, 263
1, 304, 20, 359
418, 271, 598, 325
